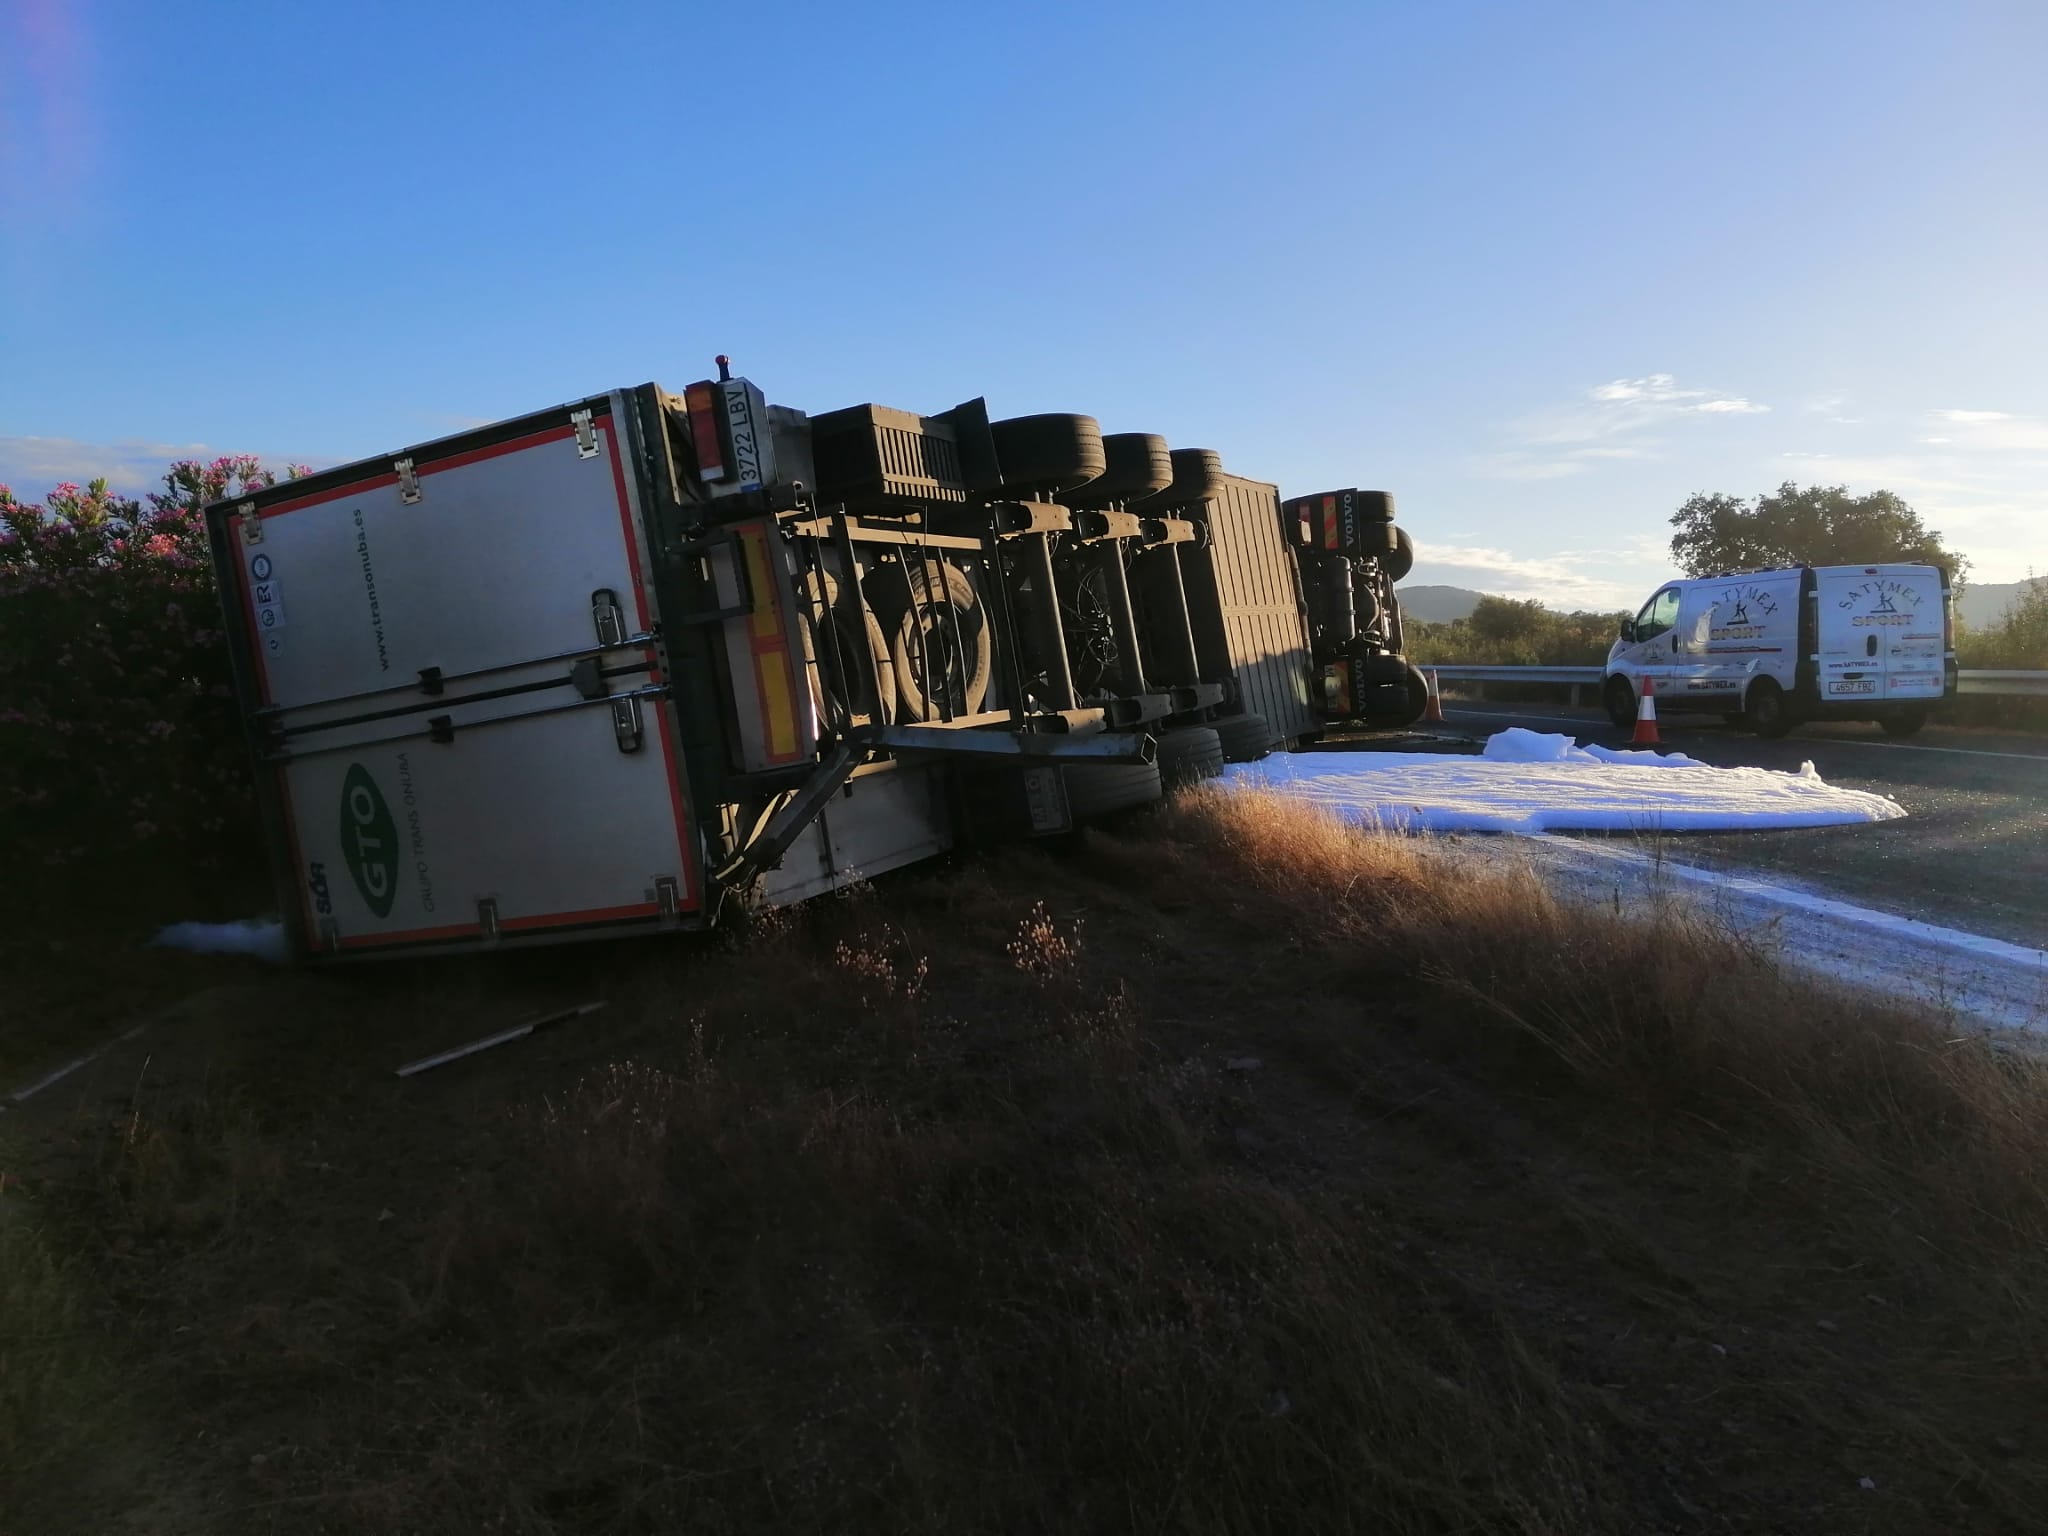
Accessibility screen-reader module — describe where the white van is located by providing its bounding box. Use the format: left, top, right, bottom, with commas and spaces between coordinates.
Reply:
1605, 563, 1955, 738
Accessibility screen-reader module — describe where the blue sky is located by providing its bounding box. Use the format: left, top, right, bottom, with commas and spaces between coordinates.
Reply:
3, 0, 2042, 606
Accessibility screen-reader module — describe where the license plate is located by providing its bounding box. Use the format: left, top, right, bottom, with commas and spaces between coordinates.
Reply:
1830, 680, 1876, 695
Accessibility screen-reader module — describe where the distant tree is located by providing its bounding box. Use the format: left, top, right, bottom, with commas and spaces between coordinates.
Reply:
1404, 598, 1630, 668
1956, 575, 2047, 669
1465, 595, 1550, 645
1669, 482, 1966, 582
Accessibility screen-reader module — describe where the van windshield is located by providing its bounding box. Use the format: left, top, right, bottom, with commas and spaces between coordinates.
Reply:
1635, 588, 1680, 640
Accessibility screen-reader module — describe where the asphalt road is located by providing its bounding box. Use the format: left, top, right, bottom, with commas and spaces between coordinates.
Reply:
1419, 702, 2048, 950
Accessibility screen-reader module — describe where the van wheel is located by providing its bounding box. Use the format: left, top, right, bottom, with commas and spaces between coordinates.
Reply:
1880, 710, 1928, 739
1603, 676, 1637, 730
1746, 679, 1796, 739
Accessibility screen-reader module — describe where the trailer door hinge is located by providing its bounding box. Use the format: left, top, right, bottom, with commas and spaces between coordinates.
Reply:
654, 876, 681, 920
236, 501, 262, 544
571, 408, 599, 459
396, 457, 422, 504
477, 898, 501, 942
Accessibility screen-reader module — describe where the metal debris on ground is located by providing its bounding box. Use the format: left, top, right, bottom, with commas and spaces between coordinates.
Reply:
394, 1002, 608, 1079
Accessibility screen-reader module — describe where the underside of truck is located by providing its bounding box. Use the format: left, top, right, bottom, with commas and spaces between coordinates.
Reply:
204, 365, 1424, 960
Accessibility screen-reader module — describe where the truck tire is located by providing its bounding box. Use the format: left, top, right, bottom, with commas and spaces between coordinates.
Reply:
1212, 711, 1273, 763
799, 568, 895, 726
990, 413, 1106, 495
1402, 663, 1430, 725
1880, 709, 1928, 738
1746, 677, 1797, 739
1380, 526, 1414, 583
1070, 433, 1172, 508
1062, 759, 1164, 819
867, 558, 993, 721
1355, 490, 1397, 524
1604, 675, 1637, 729
1131, 447, 1224, 513
1155, 725, 1225, 787
1363, 666, 1431, 729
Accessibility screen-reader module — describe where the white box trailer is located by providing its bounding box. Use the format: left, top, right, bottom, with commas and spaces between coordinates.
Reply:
207, 368, 1425, 961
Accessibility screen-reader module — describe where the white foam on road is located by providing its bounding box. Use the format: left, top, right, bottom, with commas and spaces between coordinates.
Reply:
1229, 731, 1906, 835
151, 919, 290, 963
1494, 838, 2048, 1037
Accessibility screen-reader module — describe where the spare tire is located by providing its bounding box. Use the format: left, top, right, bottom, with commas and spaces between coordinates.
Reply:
798, 568, 894, 727
1155, 725, 1225, 787
865, 558, 994, 721
990, 413, 1106, 496
1381, 526, 1414, 583
1062, 759, 1164, 819
1355, 490, 1397, 524
1212, 711, 1273, 763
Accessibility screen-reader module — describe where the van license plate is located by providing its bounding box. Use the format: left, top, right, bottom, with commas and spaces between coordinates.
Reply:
1830, 680, 1876, 695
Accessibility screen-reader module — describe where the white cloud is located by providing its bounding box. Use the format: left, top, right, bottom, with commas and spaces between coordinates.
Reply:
1581, 373, 1767, 418
1486, 371, 1770, 480
0, 435, 335, 499
1922, 409, 2048, 453
1804, 395, 1862, 425
1408, 538, 1666, 610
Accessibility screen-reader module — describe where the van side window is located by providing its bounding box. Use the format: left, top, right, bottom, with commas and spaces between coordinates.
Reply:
1635, 588, 1680, 641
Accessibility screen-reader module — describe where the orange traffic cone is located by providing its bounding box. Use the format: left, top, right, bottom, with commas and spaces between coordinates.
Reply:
1423, 668, 1446, 723
1630, 675, 1662, 746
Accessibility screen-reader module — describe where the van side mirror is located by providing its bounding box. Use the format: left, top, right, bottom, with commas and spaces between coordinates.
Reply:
1618, 618, 1635, 643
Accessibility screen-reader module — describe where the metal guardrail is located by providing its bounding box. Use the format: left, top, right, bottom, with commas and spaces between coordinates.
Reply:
1423, 665, 2048, 698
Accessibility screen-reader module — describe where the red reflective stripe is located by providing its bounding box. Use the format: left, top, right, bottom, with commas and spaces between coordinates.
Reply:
684, 381, 725, 480
601, 419, 702, 909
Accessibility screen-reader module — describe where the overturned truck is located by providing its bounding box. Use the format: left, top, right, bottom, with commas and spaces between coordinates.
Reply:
205, 363, 1426, 960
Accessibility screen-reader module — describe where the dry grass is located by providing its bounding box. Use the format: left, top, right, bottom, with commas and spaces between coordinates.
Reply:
3, 789, 2045, 1533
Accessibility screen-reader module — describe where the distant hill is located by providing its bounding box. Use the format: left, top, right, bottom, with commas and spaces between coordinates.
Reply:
1396, 585, 1489, 623
1958, 580, 2037, 632
1401, 578, 2036, 631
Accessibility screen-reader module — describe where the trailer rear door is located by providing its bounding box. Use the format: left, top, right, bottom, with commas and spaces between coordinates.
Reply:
1815, 564, 1947, 705
214, 396, 700, 956
1191, 474, 1317, 744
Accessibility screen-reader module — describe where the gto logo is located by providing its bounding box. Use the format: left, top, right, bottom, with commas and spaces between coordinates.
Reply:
339, 763, 398, 917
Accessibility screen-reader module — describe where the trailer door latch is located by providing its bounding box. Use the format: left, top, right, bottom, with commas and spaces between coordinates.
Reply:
589, 588, 645, 752
396, 458, 422, 505
571, 408, 599, 459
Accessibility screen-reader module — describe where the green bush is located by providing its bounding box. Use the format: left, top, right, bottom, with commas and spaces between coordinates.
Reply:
1957, 577, 2047, 670
0, 459, 300, 910
1404, 596, 1627, 667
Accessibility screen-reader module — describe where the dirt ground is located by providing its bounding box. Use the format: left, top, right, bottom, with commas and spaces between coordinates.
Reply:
3, 793, 2043, 1535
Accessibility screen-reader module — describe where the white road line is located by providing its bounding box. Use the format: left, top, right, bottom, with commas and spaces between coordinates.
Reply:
1556, 839, 2048, 971
1444, 710, 2048, 765
1495, 838, 2047, 1036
